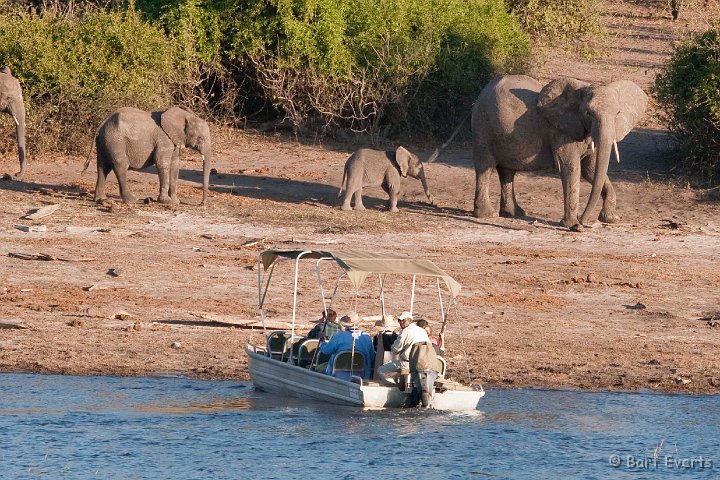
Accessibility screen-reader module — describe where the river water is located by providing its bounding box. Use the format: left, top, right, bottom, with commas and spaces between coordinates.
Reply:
0, 374, 717, 479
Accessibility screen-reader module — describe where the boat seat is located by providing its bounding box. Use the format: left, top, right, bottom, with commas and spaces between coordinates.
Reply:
297, 339, 319, 368
331, 351, 366, 380
282, 336, 306, 363
436, 356, 447, 378
266, 331, 291, 359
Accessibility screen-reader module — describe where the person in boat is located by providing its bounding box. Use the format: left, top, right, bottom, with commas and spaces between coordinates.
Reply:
315, 312, 375, 379
306, 308, 341, 340
376, 311, 429, 384
373, 314, 401, 379
416, 319, 445, 356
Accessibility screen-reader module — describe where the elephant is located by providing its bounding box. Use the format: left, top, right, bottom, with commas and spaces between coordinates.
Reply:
0, 66, 27, 177
431, 75, 647, 231
82, 106, 211, 205
339, 146, 433, 212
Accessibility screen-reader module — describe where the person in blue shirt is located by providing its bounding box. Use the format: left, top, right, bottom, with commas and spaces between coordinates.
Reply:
315, 312, 375, 379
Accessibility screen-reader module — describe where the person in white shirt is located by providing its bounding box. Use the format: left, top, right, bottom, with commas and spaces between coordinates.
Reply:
376, 311, 429, 384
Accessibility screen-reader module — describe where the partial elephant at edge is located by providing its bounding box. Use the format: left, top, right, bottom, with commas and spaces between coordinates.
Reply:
0, 66, 27, 178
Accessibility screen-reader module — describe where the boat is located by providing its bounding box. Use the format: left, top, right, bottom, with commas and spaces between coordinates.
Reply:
245, 250, 485, 410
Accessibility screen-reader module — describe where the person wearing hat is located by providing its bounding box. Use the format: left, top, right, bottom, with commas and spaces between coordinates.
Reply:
314, 312, 375, 379
306, 308, 342, 341
372, 314, 399, 376
376, 311, 429, 384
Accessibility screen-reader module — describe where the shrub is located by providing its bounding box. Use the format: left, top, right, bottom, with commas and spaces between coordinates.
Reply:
654, 28, 720, 184
220, 0, 530, 138
507, 0, 604, 51
0, 4, 182, 153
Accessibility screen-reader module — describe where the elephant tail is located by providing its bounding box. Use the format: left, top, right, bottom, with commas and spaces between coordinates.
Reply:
425, 107, 473, 163
338, 164, 348, 197
81, 127, 100, 173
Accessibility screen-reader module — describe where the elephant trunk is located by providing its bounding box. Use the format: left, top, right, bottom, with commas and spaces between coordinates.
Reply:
12, 99, 26, 177
580, 117, 612, 225
201, 143, 211, 205
418, 166, 433, 205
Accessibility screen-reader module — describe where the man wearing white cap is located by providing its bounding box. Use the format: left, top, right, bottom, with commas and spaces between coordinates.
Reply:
376, 311, 429, 384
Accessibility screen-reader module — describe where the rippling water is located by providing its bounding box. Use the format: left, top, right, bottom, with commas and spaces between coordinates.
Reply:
0, 374, 718, 479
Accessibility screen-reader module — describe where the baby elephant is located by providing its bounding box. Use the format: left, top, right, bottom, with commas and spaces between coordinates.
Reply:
339, 146, 433, 212
82, 106, 212, 205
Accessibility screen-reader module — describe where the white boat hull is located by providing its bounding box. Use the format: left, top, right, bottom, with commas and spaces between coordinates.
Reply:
246, 344, 484, 410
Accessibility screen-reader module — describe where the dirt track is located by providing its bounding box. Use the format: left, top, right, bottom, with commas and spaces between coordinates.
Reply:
1, 1, 719, 393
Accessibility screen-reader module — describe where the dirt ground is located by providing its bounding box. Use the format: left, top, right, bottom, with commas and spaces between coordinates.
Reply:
1, 1, 719, 394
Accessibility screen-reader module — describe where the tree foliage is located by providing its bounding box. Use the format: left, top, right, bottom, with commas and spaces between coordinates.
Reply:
654, 28, 720, 184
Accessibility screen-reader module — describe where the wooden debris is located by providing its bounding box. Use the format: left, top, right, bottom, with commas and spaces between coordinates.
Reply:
8, 252, 96, 262
114, 311, 133, 320
0, 320, 31, 329
84, 284, 108, 292
9, 252, 55, 261
15, 225, 47, 233
22, 204, 60, 220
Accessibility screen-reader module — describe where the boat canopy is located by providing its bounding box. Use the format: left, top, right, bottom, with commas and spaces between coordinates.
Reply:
260, 249, 461, 298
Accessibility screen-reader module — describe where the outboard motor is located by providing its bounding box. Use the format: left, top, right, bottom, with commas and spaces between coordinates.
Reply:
409, 342, 440, 408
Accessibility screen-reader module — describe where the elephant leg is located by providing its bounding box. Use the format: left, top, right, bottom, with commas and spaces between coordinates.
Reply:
94, 160, 112, 202
156, 166, 172, 204
382, 181, 399, 213
113, 165, 137, 204
473, 164, 495, 218
340, 189, 353, 210
353, 189, 366, 210
155, 148, 174, 204
581, 154, 617, 223
497, 166, 526, 218
168, 149, 180, 205
558, 155, 582, 230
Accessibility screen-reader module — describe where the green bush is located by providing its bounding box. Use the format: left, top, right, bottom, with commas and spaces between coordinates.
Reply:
0, 4, 182, 153
223, 0, 530, 137
507, 0, 604, 50
655, 28, 720, 184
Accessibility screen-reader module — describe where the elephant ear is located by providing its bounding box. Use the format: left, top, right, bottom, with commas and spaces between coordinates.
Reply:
609, 80, 648, 141
537, 78, 591, 142
160, 106, 188, 147
395, 146, 411, 177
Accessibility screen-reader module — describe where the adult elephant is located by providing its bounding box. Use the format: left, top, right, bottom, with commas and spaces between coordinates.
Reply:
432, 75, 647, 231
0, 66, 27, 177
83, 106, 212, 205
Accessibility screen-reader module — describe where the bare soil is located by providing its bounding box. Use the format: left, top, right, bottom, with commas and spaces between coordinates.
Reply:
1, 1, 719, 393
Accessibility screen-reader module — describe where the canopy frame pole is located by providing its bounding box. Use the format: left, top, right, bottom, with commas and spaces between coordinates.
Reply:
410, 275, 416, 315
316, 258, 328, 316
289, 251, 312, 362
440, 296, 455, 335
378, 274, 386, 318
436, 277, 445, 324
258, 254, 279, 336
328, 271, 347, 309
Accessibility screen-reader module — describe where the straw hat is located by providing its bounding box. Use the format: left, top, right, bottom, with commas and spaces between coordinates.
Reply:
375, 314, 399, 331
339, 311, 360, 327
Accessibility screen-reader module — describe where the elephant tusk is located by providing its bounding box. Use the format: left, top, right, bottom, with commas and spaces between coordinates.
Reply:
590, 140, 595, 153
201, 154, 205, 161
613, 140, 620, 163
12, 115, 19, 127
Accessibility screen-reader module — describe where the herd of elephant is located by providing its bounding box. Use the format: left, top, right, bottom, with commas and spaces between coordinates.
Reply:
1, 66, 647, 231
